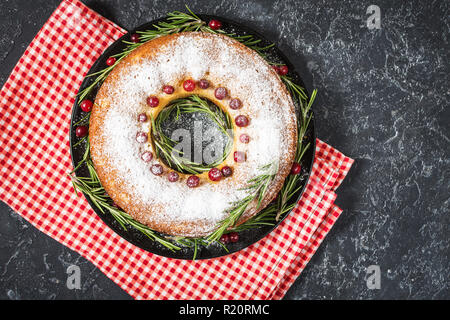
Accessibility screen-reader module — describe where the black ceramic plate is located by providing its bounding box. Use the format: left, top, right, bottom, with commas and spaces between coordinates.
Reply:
70, 14, 316, 260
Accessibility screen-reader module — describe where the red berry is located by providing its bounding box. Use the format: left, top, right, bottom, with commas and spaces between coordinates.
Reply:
278, 65, 288, 76
186, 175, 200, 188
208, 168, 223, 181
229, 232, 239, 243
147, 96, 159, 107
168, 171, 179, 182
214, 87, 227, 100
141, 151, 153, 162
151, 164, 163, 176
130, 33, 140, 43
291, 162, 301, 175
235, 115, 249, 127
221, 166, 233, 177
272, 65, 280, 73
135, 131, 148, 143
234, 151, 246, 163
198, 79, 209, 89
220, 234, 230, 244
80, 99, 93, 112
208, 19, 222, 30
138, 113, 148, 122
239, 133, 250, 144
163, 85, 174, 94
75, 125, 88, 137
106, 57, 116, 66
183, 79, 196, 91
229, 98, 242, 110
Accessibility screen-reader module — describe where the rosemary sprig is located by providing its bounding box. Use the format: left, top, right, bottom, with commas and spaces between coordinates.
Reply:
69, 159, 182, 252
205, 162, 278, 244
275, 81, 317, 220
70, 6, 317, 259
151, 95, 233, 174
76, 6, 273, 103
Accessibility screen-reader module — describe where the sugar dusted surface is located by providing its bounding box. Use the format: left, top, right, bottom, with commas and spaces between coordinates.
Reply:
90, 32, 297, 237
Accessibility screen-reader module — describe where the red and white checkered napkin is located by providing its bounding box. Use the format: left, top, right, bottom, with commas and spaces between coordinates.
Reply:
0, 0, 354, 299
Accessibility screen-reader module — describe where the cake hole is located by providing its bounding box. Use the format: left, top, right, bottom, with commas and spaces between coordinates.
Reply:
152, 95, 234, 174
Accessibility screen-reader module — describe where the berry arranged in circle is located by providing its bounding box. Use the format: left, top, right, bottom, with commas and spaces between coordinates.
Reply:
208, 168, 223, 181
198, 79, 209, 89
138, 113, 148, 122
229, 98, 242, 110
151, 164, 164, 176
168, 171, 179, 182
75, 125, 88, 138
291, 162, 301, 175
141, 151, 153, 162
147, 96, 159, 107
278, 65, 288, 76
183, 79, 196, 92
106, 57, 116, 66
163, 85, 174, 94
235, 115, 249, 127
135, 132, 148, 143
221, 166, 233, 177
214, 87, 227, 100
80, 99, 93, 112
208, 19, 222, 30
234, 151, 246, 163
220, 233, 230, 244
229, 232, 239, 243
239, 133, 250, 144
130, 33, 140, 43
186, 175, 200, 188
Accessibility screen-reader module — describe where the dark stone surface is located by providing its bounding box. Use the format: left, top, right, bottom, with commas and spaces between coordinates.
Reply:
0, 0, 448, 299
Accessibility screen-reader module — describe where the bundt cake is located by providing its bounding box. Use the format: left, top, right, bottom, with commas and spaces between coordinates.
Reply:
89, 32, 298, 237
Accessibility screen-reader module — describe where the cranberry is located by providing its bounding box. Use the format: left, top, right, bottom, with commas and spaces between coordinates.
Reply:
221, 166, 233, 177
214, 87, 227, 100
135, 132, 148, 143
183, 79, 196, 91
163, 85, 174, 94
229, 232, 239, 243
106, 57, 116, 66
168, 171, 179, 182
220, 234, 230, 244
229, 98, 242, 110
291, 162, 301, 175
151, 164, 163, 176
130, 33, 140, 43
235, 115, 249, 127
80, 99, 93, 112
278, 65, 288, 76
208, 19, 222, 30
198, 79, 209, 89
75, 125, 88, 138
234, 151, 246, 163
137, 113, 148, 122
186, 175, 200, 188
141, 151, 153, 162
272, 65, 280, 73
147, 96, 159, 107
239, 133, 250, 144
208, 168, 223, 181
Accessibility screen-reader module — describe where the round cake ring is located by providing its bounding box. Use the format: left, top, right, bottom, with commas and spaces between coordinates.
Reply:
89, 32, 298, 237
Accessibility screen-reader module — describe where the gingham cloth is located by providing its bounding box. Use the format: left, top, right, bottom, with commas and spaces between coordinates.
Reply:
0, 0, 354, 300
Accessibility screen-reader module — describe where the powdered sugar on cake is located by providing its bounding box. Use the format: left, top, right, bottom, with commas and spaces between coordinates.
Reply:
91, 32, 297, 237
